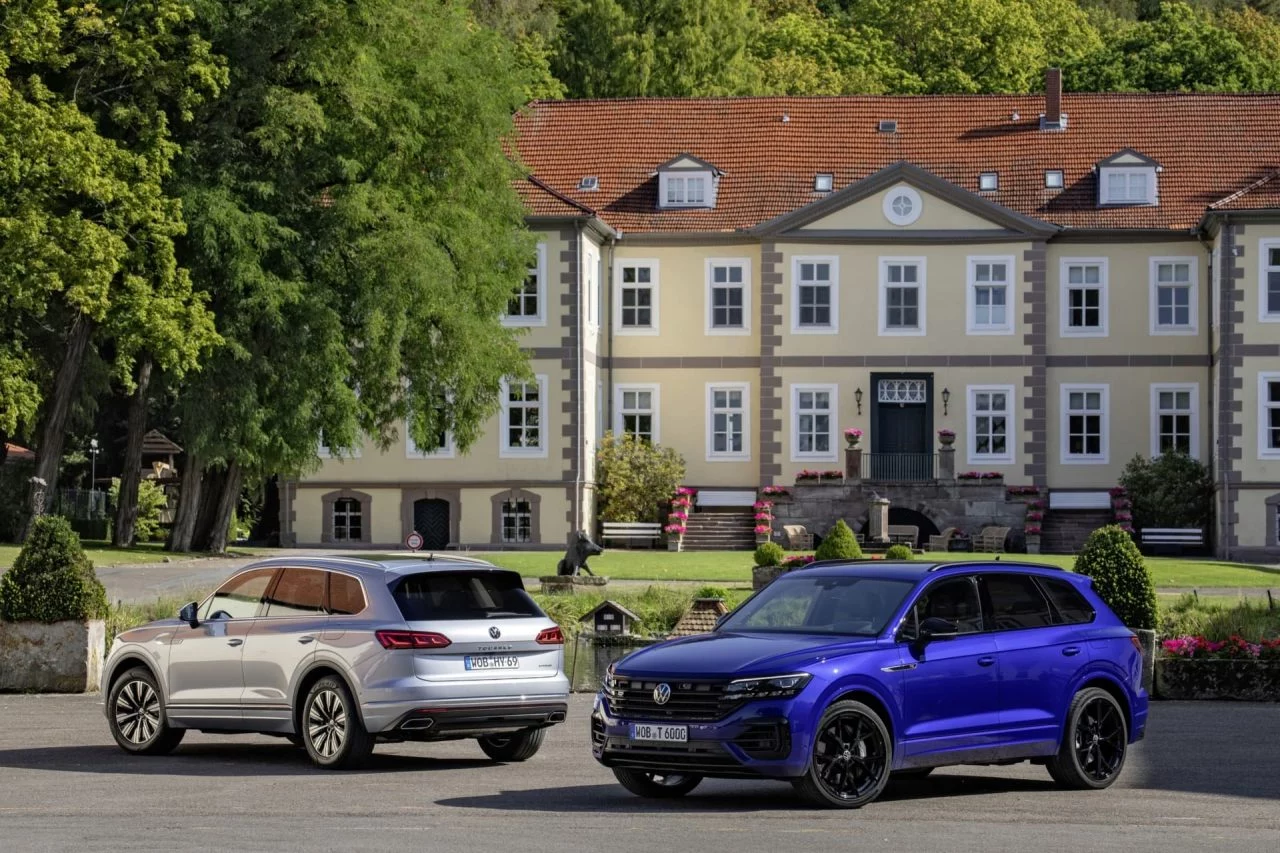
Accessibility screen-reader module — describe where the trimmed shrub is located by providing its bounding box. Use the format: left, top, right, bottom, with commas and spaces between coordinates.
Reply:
1074, 525, 1157, 630
815, 520, 863, 561
1118, 451, 1212, 531
884, 544, 914, 560
753, 541, 785, 567
595, 431, 686, 523
695, 585, 730, 600
0, 515, 108, 623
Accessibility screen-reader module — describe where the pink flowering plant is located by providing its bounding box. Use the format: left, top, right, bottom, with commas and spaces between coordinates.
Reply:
1024, 524, 1042, 535
1162, 635, 1280, 660
821, 469, 844, 480
937, 428, 955, 438
754, 524, 772, 535
1006, 485, 1041, 496
664, 522, 686, 535
795, 469, 820, 482
782, 554, 816, 570
1025, 510, 1044, 522
761, 485, 790, 496
957, 471, 1003, 480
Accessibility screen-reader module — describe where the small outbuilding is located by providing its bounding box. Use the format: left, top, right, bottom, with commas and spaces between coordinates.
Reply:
669, 597, 730, 638
579, 600, 641, 636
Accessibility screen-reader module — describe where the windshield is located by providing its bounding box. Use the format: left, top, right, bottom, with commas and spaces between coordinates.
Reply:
391, 571, 544, 621
718, 575, 915, 636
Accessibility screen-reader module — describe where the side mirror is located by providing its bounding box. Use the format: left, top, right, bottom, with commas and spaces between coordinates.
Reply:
178, 601, 200, 629
917, 617, 959, 642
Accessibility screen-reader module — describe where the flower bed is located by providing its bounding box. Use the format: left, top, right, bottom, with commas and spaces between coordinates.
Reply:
794, 469, 845, 483
1006, 485, 1040, 497
1156, 635, 1280, 700
957, 471, 1003, 480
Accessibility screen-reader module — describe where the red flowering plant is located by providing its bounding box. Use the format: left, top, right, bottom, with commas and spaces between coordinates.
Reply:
958, 471, 1004, 480
1162, 635, 1280, 660
795, 469, 820, 482
821, 469, 845, 480
754, 525, 772, 535
1006, 485, 1040, 497
1025, 510, 1044, 522
782, 554, 815, 570
1108, 486, 1128, 498
761, 485, 790, 497
753, 500, 774, 537
1024, 525, 1042, 535
666, 486, 696, 535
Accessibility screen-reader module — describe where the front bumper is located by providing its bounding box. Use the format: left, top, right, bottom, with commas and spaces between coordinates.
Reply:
590, 693, 810, 778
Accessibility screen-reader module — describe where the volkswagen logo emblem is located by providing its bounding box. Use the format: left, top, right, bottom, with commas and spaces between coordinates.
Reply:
653, 683, 672, 705
488, 626, 501, 639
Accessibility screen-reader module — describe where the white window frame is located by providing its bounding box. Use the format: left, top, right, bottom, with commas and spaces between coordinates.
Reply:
705, 258, 752, 336
967, 385, 1016, 465
584, 243, 600, 332
318, 435, 361, 460
1060, 257, 1109, 338
1259, 372, 1280, 460
705, 382, 751, 462
966, 255, 1015, 335
1060, 383, 1110, 465
660, 171, 712, 208
790, 256, 839, 335
499, 375, 549, 459
613, 384, 660, 444
1148, 256, 1198, 335
502, 241, 547, 328
1045, 170, 1064, 189
979, 172, 998, 192
500, 498, 534, 544
1260, 239, 1280, 323
790, 384, 838, 462
878, 257, 927, 337
1149, 383, 1199, 460
615, 259, 660, 336
882, 185, 923, 226
1099, 167, 1157, 205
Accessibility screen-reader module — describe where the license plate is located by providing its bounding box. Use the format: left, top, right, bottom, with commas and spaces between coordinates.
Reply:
464, 655, 519, 671
630, 723, 688, 743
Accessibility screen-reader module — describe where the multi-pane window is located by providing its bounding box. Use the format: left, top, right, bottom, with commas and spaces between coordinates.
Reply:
407, 397, 452, 457
792, 386, 834, 459
1062, 260, 1107, 335
1104, 170, 1149, 203
501, 500, 532, 543
881, 260, 923, 333
1154, 386, 1194, 456
1063, 385, 1108, 462
794, 259, 835, 331
969, 258, 1011, 333
969, 387, 1012, 462
619, 263, 656, 331
708, 385, 748, 459
502, 379, 544, 455
1263, 243, 1280, 320
665, 175, 706, 206
1152, 260, 1194, 332
616, 387, 656, 442
504, 243, 545, 324
708, 261, 747, 331
333, 498, 363, 542
1260, 374, 1280, 458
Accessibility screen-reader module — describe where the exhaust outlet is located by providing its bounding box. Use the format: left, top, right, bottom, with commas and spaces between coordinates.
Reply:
548, 711, 567, 723
400, 717, 435, 731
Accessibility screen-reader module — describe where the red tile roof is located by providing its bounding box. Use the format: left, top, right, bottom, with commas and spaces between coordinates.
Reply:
512, 94, 1280, 233
1211, 169, 1280, 211
519, 175, 597, 218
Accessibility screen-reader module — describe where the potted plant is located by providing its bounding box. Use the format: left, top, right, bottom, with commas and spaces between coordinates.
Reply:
937, 428, 956, 447
1024, 524, 1042, 554
843, 428, 863, 448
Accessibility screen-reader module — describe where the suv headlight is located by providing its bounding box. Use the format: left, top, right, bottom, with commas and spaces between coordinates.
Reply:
603, 662, 617, 692
722, 673, 812, 701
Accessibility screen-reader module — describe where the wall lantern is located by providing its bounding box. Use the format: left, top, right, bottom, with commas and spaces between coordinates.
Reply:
941, 387, 951, 416
855, 387, 864, 415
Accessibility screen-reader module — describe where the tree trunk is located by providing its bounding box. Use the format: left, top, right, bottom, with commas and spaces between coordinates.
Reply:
22, 315, 94, 541
113, 357, 153, 546
166, 453, 203, 552
205, 459, 242, 554
190, 465, 227, 551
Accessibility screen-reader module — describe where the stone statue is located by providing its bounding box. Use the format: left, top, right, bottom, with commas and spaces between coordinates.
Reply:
557, 530, 604, 577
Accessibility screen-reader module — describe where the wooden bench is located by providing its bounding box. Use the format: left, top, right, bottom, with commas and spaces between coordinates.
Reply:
1141, 528, 1205, 555
887, 525, 919, 548
600, 522, 663, 548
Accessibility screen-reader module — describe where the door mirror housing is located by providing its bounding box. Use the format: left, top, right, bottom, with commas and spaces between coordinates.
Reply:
179, 601, 200, 629
917, 617, 959, 642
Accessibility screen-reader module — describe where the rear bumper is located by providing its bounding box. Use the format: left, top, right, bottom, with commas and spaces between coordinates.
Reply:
365, 691, 570, 736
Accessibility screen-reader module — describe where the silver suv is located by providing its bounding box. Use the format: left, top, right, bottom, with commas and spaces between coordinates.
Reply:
102, 555, 569, 769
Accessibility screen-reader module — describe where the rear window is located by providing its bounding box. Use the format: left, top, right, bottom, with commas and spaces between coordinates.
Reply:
392, 571, 544, 621
327, 572, 367, 616
1038, 576, 1097, 625
985, 573, 1055, 630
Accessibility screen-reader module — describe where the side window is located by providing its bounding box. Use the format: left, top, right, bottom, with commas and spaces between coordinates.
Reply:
1037, 577, 1096, 625
327, 572, 367, 616
985, 574, 1055, 630
202, 568, 277, 620
263, 568, 327, 617
910, 578, 984, 634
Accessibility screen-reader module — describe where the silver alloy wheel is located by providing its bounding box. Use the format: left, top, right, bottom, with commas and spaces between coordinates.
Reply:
115, 679, 161, 745
307, 688, 347, 759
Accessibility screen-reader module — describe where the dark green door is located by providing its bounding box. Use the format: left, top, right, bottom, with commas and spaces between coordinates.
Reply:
413, 499, 450, 550
871, 375, 933, 480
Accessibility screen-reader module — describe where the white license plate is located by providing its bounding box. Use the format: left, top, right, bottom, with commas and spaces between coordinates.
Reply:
630, 723, 688, 743
464, 655, 519, 671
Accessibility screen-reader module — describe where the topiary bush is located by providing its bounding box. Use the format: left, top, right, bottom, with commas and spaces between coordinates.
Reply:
0, 515, 108, 623
695, 585, 730, 600
814, 520, 863, 561
884, 544, 913, 560
753, 541, 784, 567
1073, 524, 1157, 630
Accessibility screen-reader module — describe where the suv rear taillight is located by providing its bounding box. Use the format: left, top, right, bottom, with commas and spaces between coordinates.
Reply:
376, 630, 452, 649
536, 626, 564, 645
1130, 635, 1143, 653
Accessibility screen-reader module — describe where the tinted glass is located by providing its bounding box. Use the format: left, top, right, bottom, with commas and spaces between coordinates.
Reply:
203, 568, 276, 620
328, 572, 367, 616
264, 568, 327, 617
393, 571, 543, 621
909, 578, 983, 634
986, 574, 1055, 630
1038, 577, 1096, 625
719, 575, 915, 636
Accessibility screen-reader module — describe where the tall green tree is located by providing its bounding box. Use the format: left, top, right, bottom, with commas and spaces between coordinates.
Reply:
168, 0, 534, 552
748, 7, 911, 94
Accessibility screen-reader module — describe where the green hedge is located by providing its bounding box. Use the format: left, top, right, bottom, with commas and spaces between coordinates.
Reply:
1074, 525, 1157, 630
0, 516, 108, 623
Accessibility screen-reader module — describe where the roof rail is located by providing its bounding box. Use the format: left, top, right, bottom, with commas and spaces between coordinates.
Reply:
927, 559, 1067, 572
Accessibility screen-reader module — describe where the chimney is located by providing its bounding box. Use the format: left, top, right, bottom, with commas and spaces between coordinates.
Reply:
1042, 68, 1066, 130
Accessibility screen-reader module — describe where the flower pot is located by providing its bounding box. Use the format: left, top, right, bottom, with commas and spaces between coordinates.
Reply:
938, 434, 956, 447
667, 538, 682, 552
1025, 534, 1041, 555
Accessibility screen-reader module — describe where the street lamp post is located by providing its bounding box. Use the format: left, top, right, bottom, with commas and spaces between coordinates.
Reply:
89, 438, 100, 493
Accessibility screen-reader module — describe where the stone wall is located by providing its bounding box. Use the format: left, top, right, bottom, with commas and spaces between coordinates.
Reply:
0, 620, 106, 693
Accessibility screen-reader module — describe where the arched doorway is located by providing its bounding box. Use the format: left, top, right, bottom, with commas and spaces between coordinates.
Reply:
413, 498, 450, 550
888, 507, 940, 549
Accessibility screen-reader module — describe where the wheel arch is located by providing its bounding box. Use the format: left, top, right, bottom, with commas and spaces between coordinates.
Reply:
1073, 672, 1133, 734
105, 654, 163, 701
826, 683, 898, 746
291, 662, 364, 735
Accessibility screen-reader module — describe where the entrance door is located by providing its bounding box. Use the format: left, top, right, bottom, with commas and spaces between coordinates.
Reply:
871, 375, 933, 481
413, 498, 450, 549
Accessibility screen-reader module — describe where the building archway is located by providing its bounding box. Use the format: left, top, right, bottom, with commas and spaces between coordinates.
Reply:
888, 507, 940, 548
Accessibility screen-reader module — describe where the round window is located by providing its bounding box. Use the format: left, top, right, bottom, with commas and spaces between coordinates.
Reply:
882, 185, 923, 226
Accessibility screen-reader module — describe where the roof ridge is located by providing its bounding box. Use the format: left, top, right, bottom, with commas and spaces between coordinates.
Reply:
1210, 169, 1280, 209
527, 92, 1280, 108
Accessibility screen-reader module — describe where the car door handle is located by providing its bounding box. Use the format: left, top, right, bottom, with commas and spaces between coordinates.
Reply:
298, 636, 316, 645
227, 638, 243, 647
1063, 646, 1081, 657
977, 656, 996, 667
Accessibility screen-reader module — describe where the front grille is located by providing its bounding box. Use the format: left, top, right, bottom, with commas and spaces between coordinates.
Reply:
602, 737, 744, 773
606, 677, 728, 721
733, 723, 790, 760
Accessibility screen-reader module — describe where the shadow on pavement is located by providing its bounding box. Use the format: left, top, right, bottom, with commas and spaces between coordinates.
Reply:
1131, 701, 1280, 800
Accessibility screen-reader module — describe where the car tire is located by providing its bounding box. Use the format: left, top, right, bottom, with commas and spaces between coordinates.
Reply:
792, 699, 893, 809
107, 667, 186, 756
477, 727, 546, 762
1046, 687, 1129, 790
612, 767, 703, 798
300, 676, 374, 770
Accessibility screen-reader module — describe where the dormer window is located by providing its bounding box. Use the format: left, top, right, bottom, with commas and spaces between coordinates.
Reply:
1097, 149, 1160, 206
656, 153, 721, 210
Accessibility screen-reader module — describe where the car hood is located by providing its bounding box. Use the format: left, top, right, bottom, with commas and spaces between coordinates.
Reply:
116, 618, 183, 644
614, 631, 882, 678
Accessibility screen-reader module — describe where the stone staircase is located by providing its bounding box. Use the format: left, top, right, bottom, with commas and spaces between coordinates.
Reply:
1040, 509, 1113, 555
682, 511, 756, 551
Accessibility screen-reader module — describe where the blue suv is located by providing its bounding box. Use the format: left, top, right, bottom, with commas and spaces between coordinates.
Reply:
591, 560, 1148, 808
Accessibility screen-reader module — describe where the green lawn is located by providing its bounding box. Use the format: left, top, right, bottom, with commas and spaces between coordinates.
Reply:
0, 540, 262, 570
470, 549, 1280, 589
